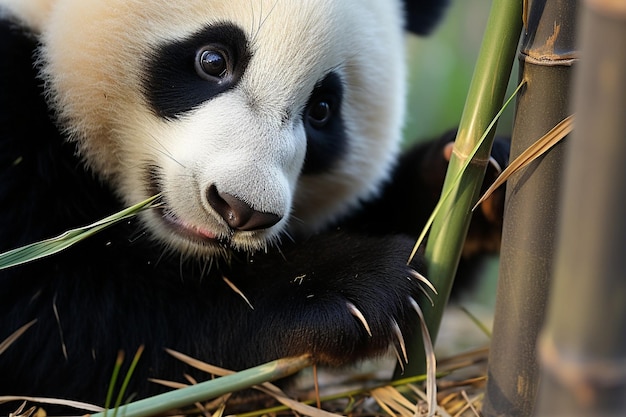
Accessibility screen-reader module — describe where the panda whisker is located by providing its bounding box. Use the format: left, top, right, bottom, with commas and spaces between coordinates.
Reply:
179, 252, 186, 282
252, 0, 280, 43
147, 136, 185, 169
267, 235, 287, 260
288, 215, 305, 226
199, 257, 214, 278
248, 0, 257, 43
284, 232, 295, 244
249, 0, 261, 44
274, 221, 297, 247
154, 247, 170, 268
276, 245, 287, 261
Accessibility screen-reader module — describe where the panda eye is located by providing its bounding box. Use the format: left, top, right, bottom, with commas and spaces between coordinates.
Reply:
195, 46, 230, 81
306, 99, 333, 128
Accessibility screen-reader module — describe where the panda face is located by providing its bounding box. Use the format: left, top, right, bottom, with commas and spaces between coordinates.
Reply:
38, 0, 407, 257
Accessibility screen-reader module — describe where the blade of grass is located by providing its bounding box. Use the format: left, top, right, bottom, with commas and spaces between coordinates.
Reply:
104, 351, 125, 417
0, 195, 159, 270
112, 345, 145, 417
459, 306, 492, 338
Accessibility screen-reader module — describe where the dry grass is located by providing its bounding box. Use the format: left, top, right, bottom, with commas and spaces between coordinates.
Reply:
1, 314, 491, 417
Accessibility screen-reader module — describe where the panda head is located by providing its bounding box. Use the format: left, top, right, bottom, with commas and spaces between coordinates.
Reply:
30, 0, 445, 257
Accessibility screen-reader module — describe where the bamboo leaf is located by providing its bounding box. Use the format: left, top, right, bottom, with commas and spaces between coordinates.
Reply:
473, 114, 574, 209
0, 195, 159, 270
165, 348, 234, 376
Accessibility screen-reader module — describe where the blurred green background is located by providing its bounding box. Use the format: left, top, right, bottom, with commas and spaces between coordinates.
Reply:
403, 0, 516, 145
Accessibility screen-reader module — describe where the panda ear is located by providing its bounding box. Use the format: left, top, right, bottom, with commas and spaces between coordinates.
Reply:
403, 0, 450, 35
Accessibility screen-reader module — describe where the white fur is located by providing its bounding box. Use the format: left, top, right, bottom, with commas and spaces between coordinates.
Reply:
1, 0, 408, 256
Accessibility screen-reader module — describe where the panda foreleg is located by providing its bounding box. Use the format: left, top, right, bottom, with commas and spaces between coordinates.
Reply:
339, 130, 510, 295
227, 231, 426, 366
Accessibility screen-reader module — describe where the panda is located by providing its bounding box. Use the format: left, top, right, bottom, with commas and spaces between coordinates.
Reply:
0, 0, 506, 411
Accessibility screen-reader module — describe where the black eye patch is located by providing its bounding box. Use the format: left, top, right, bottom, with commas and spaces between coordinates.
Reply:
302, 72, 347, 175
143, 23, 251, 119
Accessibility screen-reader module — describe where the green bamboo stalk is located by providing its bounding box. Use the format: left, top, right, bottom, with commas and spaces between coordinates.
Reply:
534, 1, 626, 416
91, 355, 313, 417
398, 0, 523, 378
483, 1, 578, 416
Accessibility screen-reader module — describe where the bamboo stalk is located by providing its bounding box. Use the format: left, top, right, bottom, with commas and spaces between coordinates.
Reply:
91, 355, 313, 417
482, 1, 578, 416
534, 1, 626, 415
398, 0, 523, 379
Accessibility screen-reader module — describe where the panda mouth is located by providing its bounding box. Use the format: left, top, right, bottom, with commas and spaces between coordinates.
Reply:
148, 169, 225, 245
159, 208, 221, 242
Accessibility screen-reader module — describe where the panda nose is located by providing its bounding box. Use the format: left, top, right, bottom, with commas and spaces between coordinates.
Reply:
206, 184, 281, 231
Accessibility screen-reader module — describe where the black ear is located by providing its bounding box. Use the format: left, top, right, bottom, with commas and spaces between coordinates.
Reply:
403, 0, 450, 35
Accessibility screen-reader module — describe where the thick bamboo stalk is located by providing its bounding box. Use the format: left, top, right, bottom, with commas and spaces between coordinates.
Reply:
398, 0, 522, 378
534, 1, 626, 416
482, 1, 578, 416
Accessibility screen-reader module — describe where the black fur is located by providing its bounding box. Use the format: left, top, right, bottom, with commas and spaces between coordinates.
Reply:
302, 72, 347, 174
144, 23, 252, 119
403, 0, 451, 35
0, 2, 506, 413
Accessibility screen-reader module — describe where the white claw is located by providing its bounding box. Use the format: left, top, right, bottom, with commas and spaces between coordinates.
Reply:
391, 319, 408, 365
422, 291, 435, 307
408, 269, 438, 295
392, 345, 405, 373
409, 296, 421, 316
346, 302, 372, 337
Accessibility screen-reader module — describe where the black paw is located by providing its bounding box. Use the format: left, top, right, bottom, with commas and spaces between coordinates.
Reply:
230, 232, 428, 367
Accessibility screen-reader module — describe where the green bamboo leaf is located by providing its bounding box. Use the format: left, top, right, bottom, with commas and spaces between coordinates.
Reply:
0, 195, 160, 270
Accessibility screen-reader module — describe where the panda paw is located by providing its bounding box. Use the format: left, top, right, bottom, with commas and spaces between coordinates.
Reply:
344, 285, 424, 365
236, 232, 428, 366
